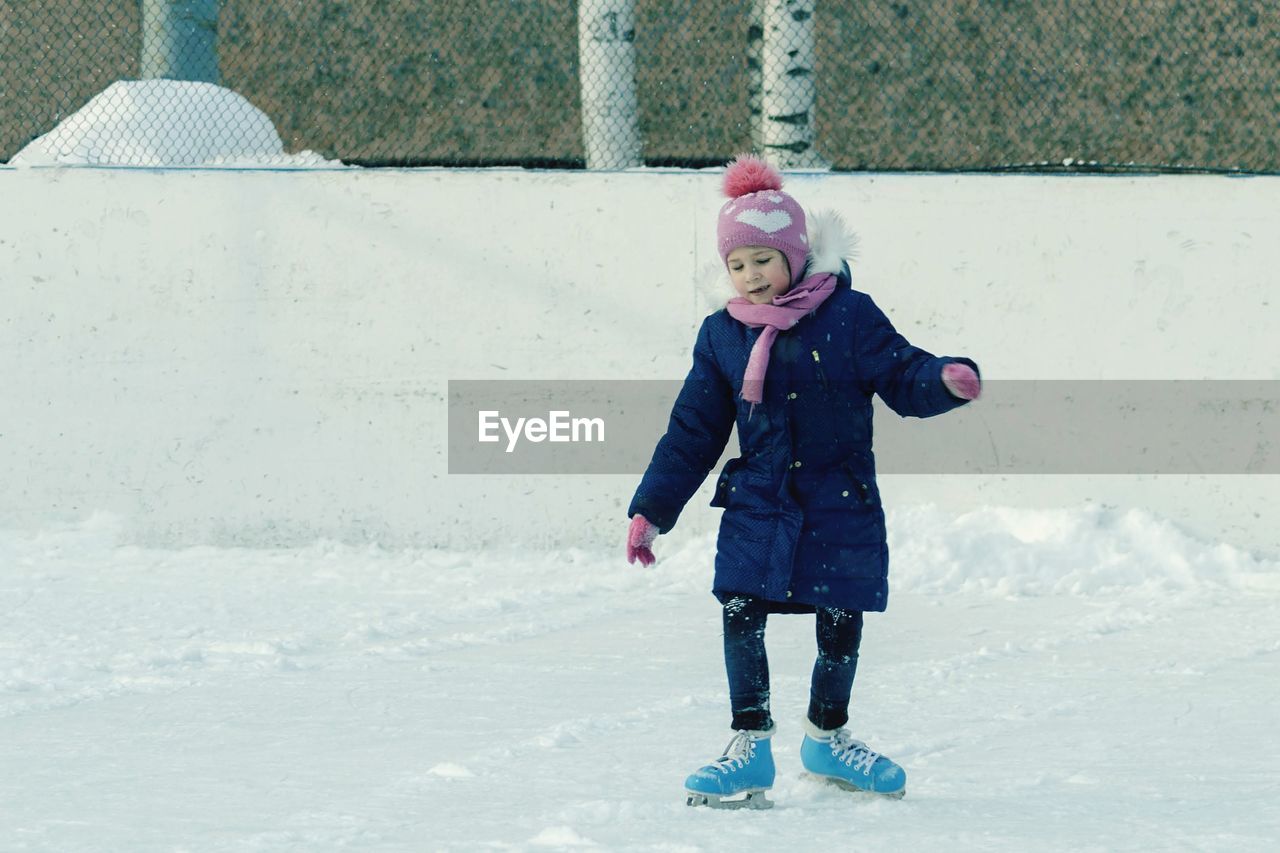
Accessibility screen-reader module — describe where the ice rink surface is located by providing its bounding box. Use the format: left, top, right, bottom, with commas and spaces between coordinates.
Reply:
2, 505, 1277, 851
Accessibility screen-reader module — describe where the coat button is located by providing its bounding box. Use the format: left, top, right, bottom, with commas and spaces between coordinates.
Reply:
785, 590, 792, 598
792, 460, 802, 468
788, 392, 797, 400
842, 490, 849, 497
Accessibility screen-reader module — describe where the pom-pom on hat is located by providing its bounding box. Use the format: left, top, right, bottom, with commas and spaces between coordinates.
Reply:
717, 154, 809, 286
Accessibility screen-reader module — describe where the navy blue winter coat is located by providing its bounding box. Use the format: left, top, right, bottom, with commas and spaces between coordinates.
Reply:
628, 263, 978, 613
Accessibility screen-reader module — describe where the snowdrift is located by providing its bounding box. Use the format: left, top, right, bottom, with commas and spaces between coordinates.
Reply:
9, 80, 341, 168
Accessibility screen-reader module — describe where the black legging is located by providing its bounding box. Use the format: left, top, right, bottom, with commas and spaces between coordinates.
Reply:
722, 594, 864, 732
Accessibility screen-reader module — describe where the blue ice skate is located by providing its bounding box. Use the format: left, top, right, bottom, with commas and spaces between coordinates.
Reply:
684, 730, 775, 809
800, 724, 906, 798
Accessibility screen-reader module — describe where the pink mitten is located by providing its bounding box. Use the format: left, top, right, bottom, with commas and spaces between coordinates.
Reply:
941, 363, 981, 401
626, 514, 659, 567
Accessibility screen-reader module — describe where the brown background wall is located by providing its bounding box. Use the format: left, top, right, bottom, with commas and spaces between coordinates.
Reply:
2, 1, 1276, 169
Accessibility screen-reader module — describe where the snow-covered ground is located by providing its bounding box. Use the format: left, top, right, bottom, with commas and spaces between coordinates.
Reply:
3, 505, 1277, 851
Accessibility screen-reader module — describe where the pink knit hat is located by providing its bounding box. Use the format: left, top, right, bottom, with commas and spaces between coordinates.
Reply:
716, 154, 809, 286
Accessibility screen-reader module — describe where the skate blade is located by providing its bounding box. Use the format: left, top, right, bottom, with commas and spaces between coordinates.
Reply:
685, 789, 773, 810
802, 772, 906, 799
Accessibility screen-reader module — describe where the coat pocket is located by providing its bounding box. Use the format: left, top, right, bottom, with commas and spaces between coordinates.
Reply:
718, 507, 776, 545
794, 464, 881, 511
709, 457, 744, 508
840, 463, 881, 508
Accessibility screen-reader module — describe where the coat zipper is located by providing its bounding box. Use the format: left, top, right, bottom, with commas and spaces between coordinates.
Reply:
811, 349, 830, 390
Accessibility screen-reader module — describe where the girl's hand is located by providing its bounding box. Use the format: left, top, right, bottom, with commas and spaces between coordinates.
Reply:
942, 363, 981, 400
626, 514, 659, 567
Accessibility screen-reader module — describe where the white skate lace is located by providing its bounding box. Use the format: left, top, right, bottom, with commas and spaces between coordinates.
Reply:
709, 732, 756, 772
829, 730, 880, 773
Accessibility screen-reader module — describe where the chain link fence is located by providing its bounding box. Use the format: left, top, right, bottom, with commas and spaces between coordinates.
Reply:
2, 1, 1278, 171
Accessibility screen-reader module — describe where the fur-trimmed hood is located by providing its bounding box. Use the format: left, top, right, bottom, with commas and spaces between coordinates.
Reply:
803, 209, 859, 278
698, 209, 858, 313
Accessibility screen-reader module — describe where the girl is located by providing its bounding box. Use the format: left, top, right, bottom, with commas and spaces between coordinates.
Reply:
625, 155, 981, 809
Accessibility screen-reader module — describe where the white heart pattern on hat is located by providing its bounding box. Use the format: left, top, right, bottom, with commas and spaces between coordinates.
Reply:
735, 208, 792, 234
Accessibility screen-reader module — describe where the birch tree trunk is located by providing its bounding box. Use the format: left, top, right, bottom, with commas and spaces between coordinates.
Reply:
141, 0, 221, 83
747, 0, 765, 155
578, 0, 642, 169
759, 0, 827, 168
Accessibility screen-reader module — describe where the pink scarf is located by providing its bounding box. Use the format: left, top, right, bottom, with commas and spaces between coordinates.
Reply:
725, 272, 839, 407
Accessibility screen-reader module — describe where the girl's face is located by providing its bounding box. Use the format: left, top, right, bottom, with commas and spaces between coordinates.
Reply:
727, 246, 791, 304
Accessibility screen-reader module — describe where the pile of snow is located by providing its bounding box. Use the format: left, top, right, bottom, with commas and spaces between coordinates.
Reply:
9, 80, 343, 168
889, 504, 1280, 599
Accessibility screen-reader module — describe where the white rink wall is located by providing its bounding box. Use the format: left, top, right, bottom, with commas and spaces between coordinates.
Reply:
1, 168, 1276, 554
